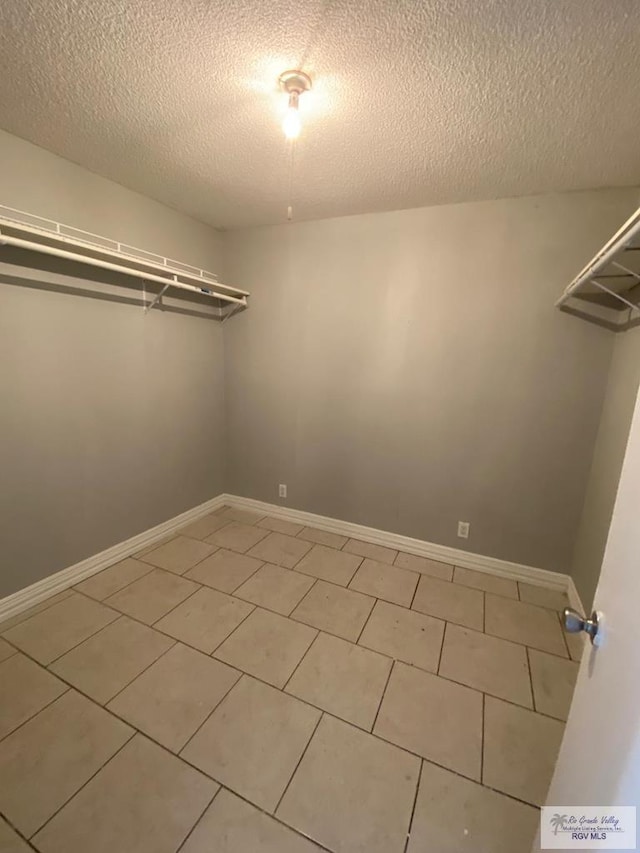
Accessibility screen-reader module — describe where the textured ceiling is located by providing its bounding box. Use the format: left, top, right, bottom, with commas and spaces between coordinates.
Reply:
1, 1, 639, 229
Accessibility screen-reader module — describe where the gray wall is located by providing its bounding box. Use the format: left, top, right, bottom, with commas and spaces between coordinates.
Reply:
571, 325, 640, 609
222, 190, 639, 574
0, 130, 225, 596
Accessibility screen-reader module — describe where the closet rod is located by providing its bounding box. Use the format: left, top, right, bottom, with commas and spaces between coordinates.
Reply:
0, 232, 247, 306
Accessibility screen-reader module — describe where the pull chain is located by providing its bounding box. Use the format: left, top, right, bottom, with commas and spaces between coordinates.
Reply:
287, 139, 296, 221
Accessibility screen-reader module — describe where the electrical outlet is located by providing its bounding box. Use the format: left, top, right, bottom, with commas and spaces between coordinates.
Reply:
457, 521, 470, 539
279, 484, 287, 499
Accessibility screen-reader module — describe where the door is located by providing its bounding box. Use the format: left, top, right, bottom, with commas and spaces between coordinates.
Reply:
533, 381, 640, 849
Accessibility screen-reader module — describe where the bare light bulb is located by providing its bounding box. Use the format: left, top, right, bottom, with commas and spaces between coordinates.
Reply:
283, 91, 301, 140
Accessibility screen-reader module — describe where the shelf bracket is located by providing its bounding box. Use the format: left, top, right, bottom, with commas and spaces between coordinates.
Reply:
145, 279, 173, 314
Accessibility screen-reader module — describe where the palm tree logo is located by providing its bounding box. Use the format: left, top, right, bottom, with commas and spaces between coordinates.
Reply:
550, 814, 569, 835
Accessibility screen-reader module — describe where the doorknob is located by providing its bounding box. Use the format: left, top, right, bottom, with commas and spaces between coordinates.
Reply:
562, 607, 600, 645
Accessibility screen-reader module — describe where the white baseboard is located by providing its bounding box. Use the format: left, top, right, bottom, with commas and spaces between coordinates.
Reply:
0, 495, 226, 624
0, 491, 573, 626
223, 494, 571, 592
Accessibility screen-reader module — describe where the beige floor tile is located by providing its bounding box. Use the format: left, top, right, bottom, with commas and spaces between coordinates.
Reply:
2, 593, 118, 665
294, 545, 362, 586
182, 788, 322, 853
297, 526, 348, 549
219, 507, 266, 525
206, 521, 269, 553
0, 815, 32, 853
454, 567, 518, 599
394, 552, 454, 581
178, 512, 230, 540
407, 761, 539, 853
439, 624, 533, 707
258, 516, 305, 536
181, 675, 320, 812
105, 569, 199, 625
214, 608, 317, 688
0, 637, 16, 662
0, 654, 67, 740
358, 600, 444, 672
74, 558, 153, 600
0, 590, 74, 632
518, 582, 569, 611
529, 649, 579, 721
33, 734, 217, 853
483, 696, 565, 806
0, 690, 132, 837
108, 644, 240, 752
412, 574, 484, 630
349, 558, 418, 607
233, 564, 315, 615
286, 632, 392, 729
485, 594, 568, 656
247, 532, 312, 569
50, 616, 174, 704
374, 662, 483, 780
343, 538, 397, 565
278, 714, 419, 853
156, 587, 253, 653
291, 580, 375, 642
184, 548, 263, 593
141, 536, 215, 575
133, 535, 174, 559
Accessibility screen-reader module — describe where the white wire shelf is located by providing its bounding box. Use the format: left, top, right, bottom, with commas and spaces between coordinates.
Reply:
557, 207, 640, 331
0, 204, 248, 318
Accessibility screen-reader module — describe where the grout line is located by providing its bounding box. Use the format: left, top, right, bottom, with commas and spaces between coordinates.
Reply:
191, 783, 336, 852
281, 629, 321, 692
273, 712, 324, 814
23, 608, 123, 669
102, 637, 179, 707
4, 556, 560, 840
175, 785, 222, 853
0, 807, 42, 851
149, 584, 208, 628
354, 597, 376, 645
177, 673, 248, 757
225, 560, 266, 595
0, 684, 71, 748
408, 574, 420, 610
30, 728, 137, 840
525, 646, 536, 712
436, 622, 447, 675
403, 759, 423, 853
50, 588, 570, 724
370, 659, 395, 733
7, 632, 546, 819
207, 603, 257, 657
75, 561, 157, 601
73, 583, 202, 642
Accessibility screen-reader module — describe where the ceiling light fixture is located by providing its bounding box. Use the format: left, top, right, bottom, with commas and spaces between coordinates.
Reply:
278, 70, 312, 140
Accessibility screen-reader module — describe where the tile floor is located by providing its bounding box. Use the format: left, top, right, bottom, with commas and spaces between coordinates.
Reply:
0, 506, 581, 852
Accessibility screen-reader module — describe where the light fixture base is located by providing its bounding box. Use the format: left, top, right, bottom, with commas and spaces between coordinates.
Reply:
278, 69, 312, 95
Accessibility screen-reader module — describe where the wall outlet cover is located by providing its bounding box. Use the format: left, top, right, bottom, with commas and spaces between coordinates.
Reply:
457, 521, 470, 539
279, 484, 287, 498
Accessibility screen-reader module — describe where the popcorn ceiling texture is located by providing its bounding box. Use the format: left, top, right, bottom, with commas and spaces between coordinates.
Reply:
0, 0, 639, 229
